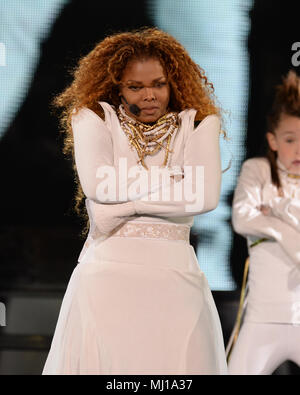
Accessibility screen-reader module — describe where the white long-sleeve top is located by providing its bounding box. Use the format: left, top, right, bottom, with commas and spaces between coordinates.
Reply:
232, 157, 300, 324
71, 101, 222, 260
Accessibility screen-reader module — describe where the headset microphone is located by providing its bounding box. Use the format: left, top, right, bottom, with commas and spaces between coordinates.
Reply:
129, 104, 141, 116
120, 95, 141, 116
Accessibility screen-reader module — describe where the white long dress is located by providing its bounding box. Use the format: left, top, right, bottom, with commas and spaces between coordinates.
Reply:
42, 102, 228, 375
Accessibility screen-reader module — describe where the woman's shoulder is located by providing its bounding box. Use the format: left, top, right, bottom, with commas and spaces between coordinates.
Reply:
194, 114, 220, 129
71, 102, 115, 127
71, 106, 103, 122
179, 109, 220, 131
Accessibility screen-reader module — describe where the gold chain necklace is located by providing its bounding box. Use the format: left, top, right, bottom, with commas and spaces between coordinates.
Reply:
278, 166, 300, 180
117, 105, 179, 170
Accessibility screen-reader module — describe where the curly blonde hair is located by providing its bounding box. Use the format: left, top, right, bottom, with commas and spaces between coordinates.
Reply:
52, 27, 221, 237
266, 69, 300, 188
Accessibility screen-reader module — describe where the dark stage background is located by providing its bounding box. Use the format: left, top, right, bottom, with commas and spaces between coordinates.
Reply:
0, 0, 299, 374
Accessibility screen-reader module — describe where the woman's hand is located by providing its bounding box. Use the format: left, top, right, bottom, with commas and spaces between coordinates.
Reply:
268, 197, 300, 233
170, 174, 184, 182
259, 204, 271, 216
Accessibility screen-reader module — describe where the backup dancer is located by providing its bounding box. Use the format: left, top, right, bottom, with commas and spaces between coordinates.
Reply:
228, 70, 300, 375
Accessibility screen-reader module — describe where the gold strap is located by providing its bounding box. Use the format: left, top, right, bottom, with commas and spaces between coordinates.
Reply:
226, 257, 249, 362
226, 238, 268, 362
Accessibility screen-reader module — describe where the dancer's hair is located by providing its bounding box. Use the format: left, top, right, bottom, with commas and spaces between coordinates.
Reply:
266, 70, 300, 188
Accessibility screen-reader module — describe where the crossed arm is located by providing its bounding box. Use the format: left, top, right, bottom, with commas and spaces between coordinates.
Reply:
72, 107, 222, 235
232, 158, 300, 264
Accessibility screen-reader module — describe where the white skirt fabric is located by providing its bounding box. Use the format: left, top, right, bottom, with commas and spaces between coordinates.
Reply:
42, 223, 227, 375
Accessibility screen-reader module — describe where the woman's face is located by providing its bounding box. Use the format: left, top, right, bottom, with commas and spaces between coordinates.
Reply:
119, 57, 170, 123
267, 113, 300, 174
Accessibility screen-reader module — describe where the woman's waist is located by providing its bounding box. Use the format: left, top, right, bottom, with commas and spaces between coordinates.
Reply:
110, 219, 191, 242
129, 215, 194, 226
78, 217, 193, 264
80, 226, 196, 271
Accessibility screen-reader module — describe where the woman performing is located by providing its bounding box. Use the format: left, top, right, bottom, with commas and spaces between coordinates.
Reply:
42, 27, 227, 375
228, 70, 300, 374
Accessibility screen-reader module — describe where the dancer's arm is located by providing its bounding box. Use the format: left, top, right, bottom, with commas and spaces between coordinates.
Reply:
72, 107, 170, 204
132, 114, 222, 217
232, 158, 300, 264
81, 112, 221, 234
269, 197, 300, 233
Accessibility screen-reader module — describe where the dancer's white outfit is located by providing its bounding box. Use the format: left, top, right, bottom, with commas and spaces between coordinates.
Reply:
42, 102, 228, 375
229, 157, 300, 374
